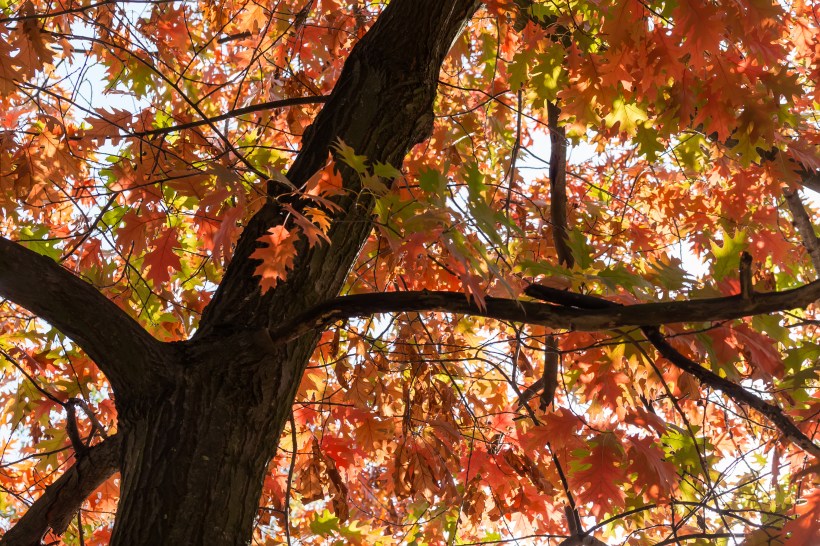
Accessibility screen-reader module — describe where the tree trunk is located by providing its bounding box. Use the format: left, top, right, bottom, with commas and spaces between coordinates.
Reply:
110, 333, 302, 545
106, 2, 481, 544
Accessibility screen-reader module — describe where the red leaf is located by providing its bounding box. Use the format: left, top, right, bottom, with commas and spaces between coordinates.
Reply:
571, 433, 627, 517
627, 435, 677, 501
516, 409, 584, 456
84, 107, 133, 145
143, 227, 181, 285
732, 323, 784, 379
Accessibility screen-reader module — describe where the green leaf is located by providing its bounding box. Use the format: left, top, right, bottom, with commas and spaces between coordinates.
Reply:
605, 97, 648, 136
121, 59, 155, 98
709, 229, 747, 281
595, 264, 653, 292
531, 44, 565, 105
333, 139, 368, 174
645, 256, 693, 290
676, 134, 709, 172
418, 167, 447, 195
339, 520, 366, 541
372, 161, 402, 180
361, 173, 390, 195
635, 123, 664, 161
508, 49, 535, 92
463, 162, 487, 197
309, 509, 340, 536
154, 109, 173, 130
566, 228, 594, 270
17, 225, 62, 260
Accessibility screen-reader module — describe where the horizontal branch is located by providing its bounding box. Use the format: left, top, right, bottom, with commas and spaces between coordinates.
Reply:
270, 280, 820, 342
0, 237, 167, 393
130, 95, 330, 138
271, 282, 820, 457
525, 284, 820, 458
0, 435, 121, 546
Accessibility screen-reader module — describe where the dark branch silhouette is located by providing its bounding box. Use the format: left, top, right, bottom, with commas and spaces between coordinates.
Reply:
0, 237, 167, 394
0, 435, 121, 546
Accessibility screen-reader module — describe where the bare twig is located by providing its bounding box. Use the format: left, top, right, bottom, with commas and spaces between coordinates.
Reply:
540, 334, 559, 410
739, 251, 754, 299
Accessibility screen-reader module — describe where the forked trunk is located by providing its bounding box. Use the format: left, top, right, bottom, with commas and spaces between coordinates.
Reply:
110, 335, 309, 546
99, 2, 480, 544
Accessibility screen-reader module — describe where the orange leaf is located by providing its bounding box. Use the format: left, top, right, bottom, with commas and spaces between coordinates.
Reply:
285, 204, 330, 246
250, 226, 299, 293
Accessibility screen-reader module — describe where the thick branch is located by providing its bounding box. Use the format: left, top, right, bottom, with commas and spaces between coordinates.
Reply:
548, 102, 573, 268
270, 279, 820, 341
0, 435, 121, 546
198, 0, 482, 335
0, 237, 166, 393
784, 189, 820, 272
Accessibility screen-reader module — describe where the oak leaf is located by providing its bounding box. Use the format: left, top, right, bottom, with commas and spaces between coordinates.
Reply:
250, 226, 300, 293
571, 433, 627, 517
143, 227, 182, 285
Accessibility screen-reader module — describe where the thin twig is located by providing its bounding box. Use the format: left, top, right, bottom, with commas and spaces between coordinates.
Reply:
285, 412, 297, 546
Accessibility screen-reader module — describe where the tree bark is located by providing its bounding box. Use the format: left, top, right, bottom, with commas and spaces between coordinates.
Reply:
6, 0, 818, 544
110, 332, 297, 545
0, 436, 121, 546
107, 1, 480, 544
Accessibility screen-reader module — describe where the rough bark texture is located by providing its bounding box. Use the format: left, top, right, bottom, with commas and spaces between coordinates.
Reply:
4, 1, 820, 544
108, 1, 481, 544
110, 332, 294, 544
0, 436, 121, 546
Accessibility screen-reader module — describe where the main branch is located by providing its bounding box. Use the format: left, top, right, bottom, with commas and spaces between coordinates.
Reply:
198, 0, 483, 335
271, 279, 820, 341
270, 282, 820, 457
0, 237, 167, 393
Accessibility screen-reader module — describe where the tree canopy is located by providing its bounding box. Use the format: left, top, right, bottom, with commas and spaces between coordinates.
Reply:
0, 0, 819, 544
